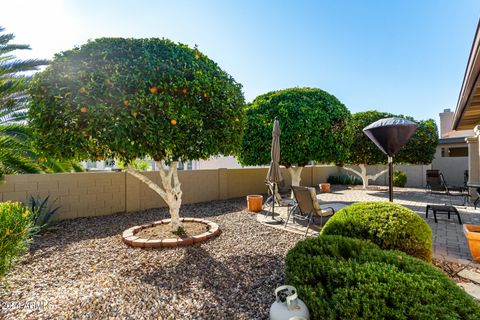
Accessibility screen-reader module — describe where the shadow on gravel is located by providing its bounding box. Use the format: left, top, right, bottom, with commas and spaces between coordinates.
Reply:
138, 246, 284, 319
27, 198, 247, 253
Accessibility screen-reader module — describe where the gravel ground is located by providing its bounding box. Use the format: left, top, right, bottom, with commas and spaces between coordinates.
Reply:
0, 199, 302, 320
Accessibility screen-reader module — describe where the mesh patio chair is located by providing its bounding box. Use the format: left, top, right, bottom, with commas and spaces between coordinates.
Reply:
286, 186, 335, 237
464, 170, 480, 209
264, 180, 295, 209
425, 170, 469, 205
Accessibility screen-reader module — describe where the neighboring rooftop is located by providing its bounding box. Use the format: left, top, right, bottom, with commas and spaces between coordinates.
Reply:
439, 108, 473, 139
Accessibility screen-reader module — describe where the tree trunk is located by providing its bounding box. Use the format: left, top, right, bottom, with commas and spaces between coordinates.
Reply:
343, 164, 389, 190
289, 166, 304, 186
288, 166, 304, 197
127, 160, 183, 232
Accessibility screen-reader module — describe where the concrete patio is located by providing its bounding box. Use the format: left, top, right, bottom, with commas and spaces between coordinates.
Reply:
259, 185, 480, 264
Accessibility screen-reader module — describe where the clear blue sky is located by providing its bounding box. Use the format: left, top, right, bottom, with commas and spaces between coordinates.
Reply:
2, 0, 480, 121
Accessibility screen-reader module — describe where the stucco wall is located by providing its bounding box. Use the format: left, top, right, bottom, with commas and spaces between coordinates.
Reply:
339, 164, 431, 188
431, 144, 468, 186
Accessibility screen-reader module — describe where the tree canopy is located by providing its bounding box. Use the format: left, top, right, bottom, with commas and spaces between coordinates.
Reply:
347, 110, 438, 165
29, 38, 246, 164
238, 88, 352, 167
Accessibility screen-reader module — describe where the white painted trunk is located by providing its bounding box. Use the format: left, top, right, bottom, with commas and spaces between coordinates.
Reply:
343, 164, 389, 190
288, 166, 304, 197
288, 166, 304, 186
127, 160, 183, 232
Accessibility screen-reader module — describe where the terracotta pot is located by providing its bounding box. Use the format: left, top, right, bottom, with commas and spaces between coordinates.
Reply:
247, 195, 263, 212
464, 224, 480, 262
320, 183, 331, 193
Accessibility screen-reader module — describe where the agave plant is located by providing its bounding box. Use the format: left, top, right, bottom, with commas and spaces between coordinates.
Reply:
28, 195, 60, 234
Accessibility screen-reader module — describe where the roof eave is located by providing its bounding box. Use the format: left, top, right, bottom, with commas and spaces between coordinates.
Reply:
453, 19, 480, 130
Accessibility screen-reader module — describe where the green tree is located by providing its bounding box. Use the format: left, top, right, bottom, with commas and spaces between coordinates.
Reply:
238, 88, 352, 188
29, 38, 245, 231
344, 110, 438, 188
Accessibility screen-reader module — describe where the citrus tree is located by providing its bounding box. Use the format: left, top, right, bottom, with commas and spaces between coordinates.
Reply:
238, 88, 352, 188
344, 110, 438, 188
29, 38, 245, 231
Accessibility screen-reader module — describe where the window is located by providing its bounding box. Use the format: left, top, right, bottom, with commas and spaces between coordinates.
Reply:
442, 147, 468, 157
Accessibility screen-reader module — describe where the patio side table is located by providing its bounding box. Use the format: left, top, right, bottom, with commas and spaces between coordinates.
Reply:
425, 205, 462, 224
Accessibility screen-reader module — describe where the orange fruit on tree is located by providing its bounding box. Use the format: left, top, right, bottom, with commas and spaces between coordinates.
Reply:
80, 107, 88, 113
79, 87, 86, 93
170, 119, 177, 125
149, 86, 158, 94
123, 100, 129, 106
204, 92, 208, 98
82, 130, 88, 136
182, 88, 187, 95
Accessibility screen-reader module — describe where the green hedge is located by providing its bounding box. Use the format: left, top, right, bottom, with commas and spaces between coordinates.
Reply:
0, 202, 33, 278
321, 202, 432, 261
327, 173, 362, 185
286, 235, 480, 320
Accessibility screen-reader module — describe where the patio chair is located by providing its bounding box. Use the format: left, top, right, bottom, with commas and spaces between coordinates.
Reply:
425, 170, 469, 205
464, 170, 480, 209
264, 180, 295, 209
286, 186, 335, 237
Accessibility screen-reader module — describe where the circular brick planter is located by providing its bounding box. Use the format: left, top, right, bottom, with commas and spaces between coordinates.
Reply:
122, 218, 221, 248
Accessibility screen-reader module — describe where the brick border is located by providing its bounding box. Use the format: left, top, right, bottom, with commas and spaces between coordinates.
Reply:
122, 218, 221, 248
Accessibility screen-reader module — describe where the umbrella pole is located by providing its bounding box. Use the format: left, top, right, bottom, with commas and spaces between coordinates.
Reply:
388, 156, 393, 202
271, 183, 275, 219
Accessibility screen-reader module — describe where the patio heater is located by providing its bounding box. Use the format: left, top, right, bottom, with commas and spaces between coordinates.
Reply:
363, 118, 417, 202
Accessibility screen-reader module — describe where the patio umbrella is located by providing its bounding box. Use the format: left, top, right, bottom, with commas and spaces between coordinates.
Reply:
264, 117, 283, 223
363, 117, 417, 201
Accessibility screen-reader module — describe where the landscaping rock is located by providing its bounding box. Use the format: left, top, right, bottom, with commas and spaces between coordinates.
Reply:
458, 269, 480, 285
0, 199, 302, 319
458, 282, 480, 301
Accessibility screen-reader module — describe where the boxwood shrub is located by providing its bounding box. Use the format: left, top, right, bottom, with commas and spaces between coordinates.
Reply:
393, 170, 407, 187
321, 202, 432, 261
0, 202, 33, 278
286, 235, 480, 320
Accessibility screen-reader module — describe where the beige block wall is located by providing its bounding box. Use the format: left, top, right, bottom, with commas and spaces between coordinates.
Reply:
0, 164, 424, 221
0, 172, 126, 220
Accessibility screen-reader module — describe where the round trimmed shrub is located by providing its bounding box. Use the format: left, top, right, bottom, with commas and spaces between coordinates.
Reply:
286, 235, 480, 320
321, 202, 432, 261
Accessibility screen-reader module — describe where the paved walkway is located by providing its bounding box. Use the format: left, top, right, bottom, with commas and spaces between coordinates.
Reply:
260, 185, 480, 264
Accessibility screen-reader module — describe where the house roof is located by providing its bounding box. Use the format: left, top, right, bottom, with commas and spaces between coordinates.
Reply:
453, 19, 480, 130
438, 137, 468, 145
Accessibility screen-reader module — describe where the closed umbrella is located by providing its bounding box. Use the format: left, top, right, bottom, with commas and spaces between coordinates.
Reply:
363, 117, 417, 201
265, 117, 283, 223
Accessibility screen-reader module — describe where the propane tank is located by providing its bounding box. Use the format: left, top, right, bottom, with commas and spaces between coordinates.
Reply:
269, 285, 309, 320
